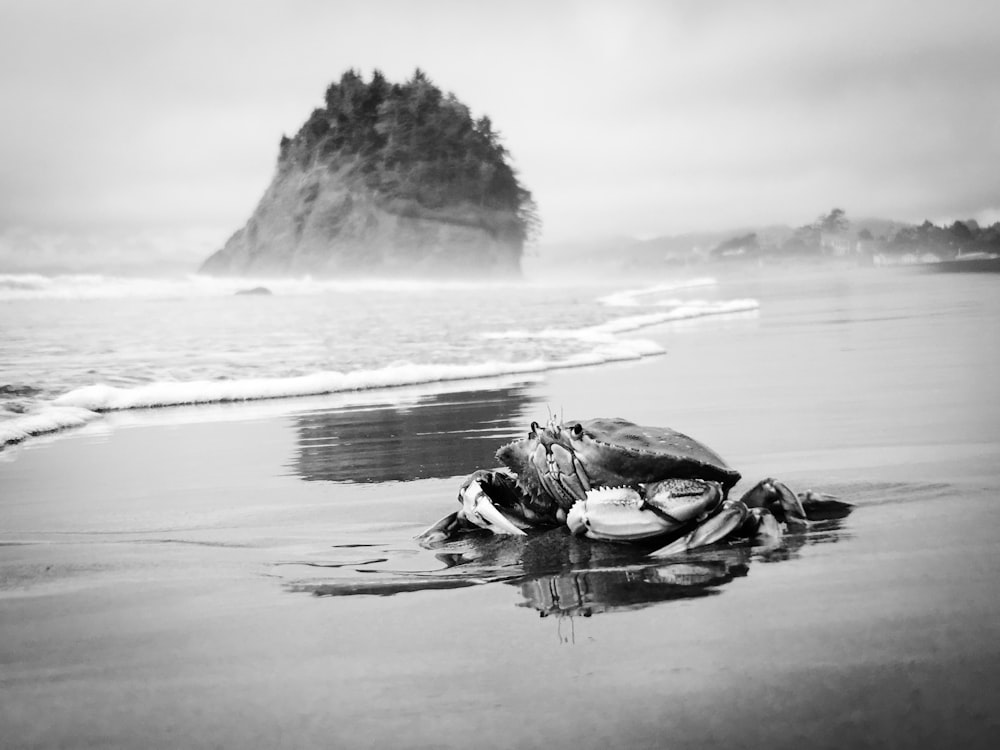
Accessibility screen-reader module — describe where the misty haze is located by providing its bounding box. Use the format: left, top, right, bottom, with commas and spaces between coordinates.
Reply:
2, 2, 999, 749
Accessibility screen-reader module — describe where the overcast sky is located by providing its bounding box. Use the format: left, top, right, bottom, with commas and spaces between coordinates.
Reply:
1, 0, 998, 269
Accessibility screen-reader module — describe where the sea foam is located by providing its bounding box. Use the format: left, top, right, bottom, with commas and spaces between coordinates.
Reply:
486, 298, 759, 340
1, 276, 760, 449
41, 296, 752, 417
590, 299, 759, 333
49, 342, 660, 415
597, 278, 717, 307
0, 407, 102, 447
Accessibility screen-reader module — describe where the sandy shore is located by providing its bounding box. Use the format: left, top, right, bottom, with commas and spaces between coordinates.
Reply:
3, 268, 1000, 748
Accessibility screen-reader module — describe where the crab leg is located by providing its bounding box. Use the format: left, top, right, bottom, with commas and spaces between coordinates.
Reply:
799, 490, 853, 521
530, 443, 589, 508
748, 507, 783, 544
740, 478, 809, 525
548, 444, 591, 501
650, 500, 749, 557
416, 510, 466, 546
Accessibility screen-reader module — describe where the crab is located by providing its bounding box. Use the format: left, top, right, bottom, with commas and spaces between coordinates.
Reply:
418, 417, 847, 556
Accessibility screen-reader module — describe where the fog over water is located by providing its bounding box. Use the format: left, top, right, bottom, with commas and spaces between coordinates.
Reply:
3, 5, 1000, 748
1, 0, 999, 273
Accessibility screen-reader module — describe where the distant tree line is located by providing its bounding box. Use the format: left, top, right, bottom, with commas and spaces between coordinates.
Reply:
780, 208, 851, 255
711, 208, 854, 257
278, 69, 539, 242
885, 219, 1000, 256
711, 207, 1000, 259
709, 233, 759, 258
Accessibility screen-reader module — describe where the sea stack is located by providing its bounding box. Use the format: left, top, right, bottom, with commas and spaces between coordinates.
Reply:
200, 69, 537, 277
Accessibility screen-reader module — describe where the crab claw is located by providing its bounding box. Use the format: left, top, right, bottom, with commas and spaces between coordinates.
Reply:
415, 472, 530, 544
457, 474, 528, 536
643, 478, 723, 524
739, 478, 808, 526
651, 500, 749, 557
566, 487, 680, 541
566, 479, 722, 542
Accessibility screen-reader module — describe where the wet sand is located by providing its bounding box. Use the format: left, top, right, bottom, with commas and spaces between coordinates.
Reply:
2, 267, 1000, 748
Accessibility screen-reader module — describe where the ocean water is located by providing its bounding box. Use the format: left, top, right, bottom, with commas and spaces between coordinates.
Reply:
0, 273, 757, 448
4, 264, 1000, 750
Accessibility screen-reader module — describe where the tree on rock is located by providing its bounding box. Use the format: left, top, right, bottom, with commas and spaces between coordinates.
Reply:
281, 68, 538, 243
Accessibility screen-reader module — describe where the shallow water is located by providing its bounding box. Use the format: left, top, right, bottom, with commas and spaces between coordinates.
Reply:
5, 266, 998, 594
2, 266, 1000, 748
0, 273, 751, 445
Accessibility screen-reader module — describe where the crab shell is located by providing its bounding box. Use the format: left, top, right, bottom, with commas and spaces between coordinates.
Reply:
497, 417, 741, 513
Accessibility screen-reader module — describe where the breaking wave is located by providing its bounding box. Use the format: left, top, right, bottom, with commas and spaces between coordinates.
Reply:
4, 346, 662, 448
596, 278, 718, 307
1, 277, 759, 448
486, 298, 759, 339
0, 407, 102, 448
50, 349, 656, 414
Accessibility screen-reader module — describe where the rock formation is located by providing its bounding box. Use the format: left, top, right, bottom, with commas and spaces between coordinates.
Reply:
200, 69, 537, 277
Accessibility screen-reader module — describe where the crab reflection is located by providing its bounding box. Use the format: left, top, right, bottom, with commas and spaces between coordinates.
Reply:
518, 552, 749, 617
287, 510, 851, 617
512, 522, 835, 617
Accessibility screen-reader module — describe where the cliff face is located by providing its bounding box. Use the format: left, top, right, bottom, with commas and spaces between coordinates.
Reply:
200, 69, 534, 278
200, 163, 523, 277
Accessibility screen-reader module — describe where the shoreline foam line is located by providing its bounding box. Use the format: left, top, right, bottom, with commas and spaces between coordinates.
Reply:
485, 299, 759, 340
597, 278, 717, 307
590, 299, 758, 333
1, 344, 666, 449
0, 407, 102, 448
50, 342, 665, 415
0, 293, 756, 450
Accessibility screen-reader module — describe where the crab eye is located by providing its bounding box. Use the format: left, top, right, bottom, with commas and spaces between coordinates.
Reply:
529, 421, 541, 438
572, 423, 584, 437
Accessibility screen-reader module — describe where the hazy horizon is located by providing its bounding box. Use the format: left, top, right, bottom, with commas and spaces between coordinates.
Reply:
2, 0, 999, 274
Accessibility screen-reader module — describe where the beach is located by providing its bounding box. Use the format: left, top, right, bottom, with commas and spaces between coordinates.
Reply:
2, 267, 1000, 749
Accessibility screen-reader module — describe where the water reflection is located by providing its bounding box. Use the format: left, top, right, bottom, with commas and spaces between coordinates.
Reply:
291, 386, 534, 482
284, 512, 852, 617
518, 553, 749, 617
281, 385, 856, 617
